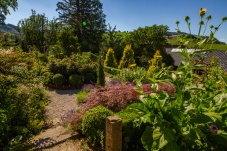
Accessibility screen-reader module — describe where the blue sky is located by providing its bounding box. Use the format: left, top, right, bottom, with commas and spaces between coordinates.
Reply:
5, 0, 227, 43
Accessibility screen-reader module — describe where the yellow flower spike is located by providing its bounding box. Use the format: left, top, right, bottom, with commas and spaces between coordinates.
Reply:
199, 8, 207, 18
129, 64, 136, 68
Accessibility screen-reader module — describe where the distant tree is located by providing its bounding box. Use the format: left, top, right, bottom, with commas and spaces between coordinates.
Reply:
0, 0, 18, 24
100, 24, 119, 51
104, 47, 117, 68
57, 26, 80, 56
56, 0, 106, 53
130, 25, 173, 68
18, 10, 60, 52
44, 18, 61, 46
118, 44, 136, 69
101, 30, 131, 62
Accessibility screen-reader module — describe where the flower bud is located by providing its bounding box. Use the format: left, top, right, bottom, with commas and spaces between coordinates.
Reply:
199, 8, 207, 18
185, 16, 190, 22
199, 20, 204, 25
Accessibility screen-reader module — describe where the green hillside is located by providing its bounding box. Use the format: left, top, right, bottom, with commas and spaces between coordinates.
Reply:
167, 37, 227, 50
0, 24, 19, 35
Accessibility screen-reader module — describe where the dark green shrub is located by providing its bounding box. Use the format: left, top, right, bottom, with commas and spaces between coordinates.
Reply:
47, 59, 60, 74
57, 59, 69, 76
68, 74, 82, 87
116, 108, 145, 151
78, 63, 97, 75
42, 72, 53, 84
52, 73, 65, 85
58, 26, 81, 56
47, 58, 71, 76
82, 106, 114, 146
67, 60, 79, 75
83, 73, 96, 84
37, 52, 48, 62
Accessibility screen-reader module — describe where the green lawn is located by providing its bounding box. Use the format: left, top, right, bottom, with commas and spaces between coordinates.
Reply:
167, 38, 227, 50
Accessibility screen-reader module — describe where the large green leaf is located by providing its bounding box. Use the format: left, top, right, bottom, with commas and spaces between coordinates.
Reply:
151, 126, 162, 150
213, 93, 227, 107
183, 91, 191, 101
221, 75, 227, 84
217, 130, 227, 141
166, 141, 180, 151
184, 84, 205, 91
159, 127, 175, 149
194, 127, 205, 139
141, 126, 153, 151
171, 109, 185, 126
203, 112, 222, 121
128, 103, 150, 114
185, 103, 196, 113
190, 113, 212, 124
171, 73, 177, 81
197, 38, 207, 46
158, 90, 169, 107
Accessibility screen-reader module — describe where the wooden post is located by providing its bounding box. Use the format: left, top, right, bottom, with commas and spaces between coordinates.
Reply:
106, 116, 122, 151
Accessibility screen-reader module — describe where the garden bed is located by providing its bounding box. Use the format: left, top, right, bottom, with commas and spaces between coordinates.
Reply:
45, 83, 80, 90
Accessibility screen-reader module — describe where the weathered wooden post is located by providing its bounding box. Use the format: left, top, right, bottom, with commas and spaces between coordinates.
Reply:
106, 116, 122, 151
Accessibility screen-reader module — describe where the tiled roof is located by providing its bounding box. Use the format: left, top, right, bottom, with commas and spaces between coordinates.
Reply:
166, 49, 227, 71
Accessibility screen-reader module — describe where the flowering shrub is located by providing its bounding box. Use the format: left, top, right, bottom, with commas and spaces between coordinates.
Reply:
105, 77, 122, 86
142, 83, 175, 96
82, 84, 96, 92
86, 84, 139, 112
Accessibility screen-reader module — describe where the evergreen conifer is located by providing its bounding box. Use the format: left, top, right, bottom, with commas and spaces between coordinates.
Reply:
118, 44, 136, 69
97, 55, 105, 86
104, 47, 118, 68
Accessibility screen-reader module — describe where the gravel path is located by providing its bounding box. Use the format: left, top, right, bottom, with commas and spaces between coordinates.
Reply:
45, 88, 81, 127
30, 88, 85, 150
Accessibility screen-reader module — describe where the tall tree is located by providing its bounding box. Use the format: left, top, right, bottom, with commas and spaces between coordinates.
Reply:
130, 25, 173, 68
97, 54, 105, 86
0, 0, 18, 24
56, 0, 106, 53
57, 26, 80, 55
18, 10, 61, 52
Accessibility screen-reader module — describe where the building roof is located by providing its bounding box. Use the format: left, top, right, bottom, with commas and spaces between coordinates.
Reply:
166, 48, 227, 71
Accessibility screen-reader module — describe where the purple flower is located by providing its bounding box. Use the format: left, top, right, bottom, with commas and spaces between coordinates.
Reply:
82, 84, 96, 91
210, 125, 218, 133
